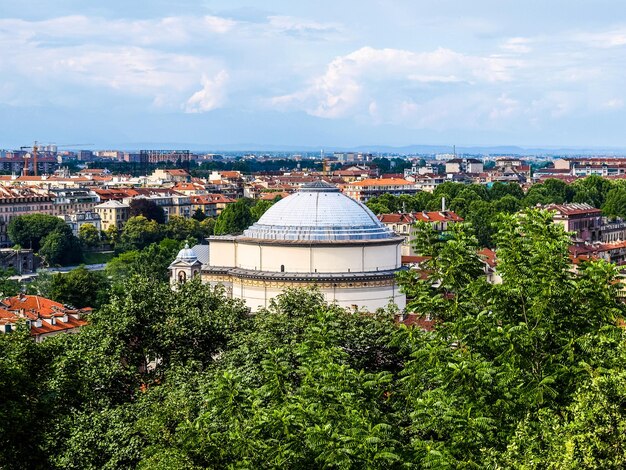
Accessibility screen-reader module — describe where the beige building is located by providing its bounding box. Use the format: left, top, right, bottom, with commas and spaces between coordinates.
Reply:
94, 200, 130, 230
0, 187, 54, 247
378, 210, 463, 256
170, 182, 406, 312
343, 178, 419, 202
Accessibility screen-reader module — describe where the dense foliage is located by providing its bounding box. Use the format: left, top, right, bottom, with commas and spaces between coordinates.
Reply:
7, 214, 82, 266
214, 197, 278, 235
1, 210, 626, 469
129, 199, 166, 224
366, 176, 626, 247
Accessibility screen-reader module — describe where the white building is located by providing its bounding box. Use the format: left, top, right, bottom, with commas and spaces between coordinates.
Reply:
58, 211, 102, 236
169, 181, 406, 312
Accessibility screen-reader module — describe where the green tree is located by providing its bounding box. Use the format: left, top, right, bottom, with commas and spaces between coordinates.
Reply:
366, 200, 391, 215
0, 328, 51, 469
129, 198, 166, 224
464, 199, 498, 247
26, 271, 54, 298
118, 216, 164, 251
397, 209, 625, 468
191, 207, 207, 222
571, 175, 613, 207
78, 223, 101, 249
165, 216, 202, 241
39, 227, 83, 266
214, 199, 254, 235
524, 178, 575, 206
103, 225, 120, 247
602, 187, 626, 219
250, 199, 273, 221
199, 218, 216, 237
106, 240, 180, 284
7, 214, 68, 251
47, 266, 110, 309
0, 268, 20, 297
493, 194, 522, 214
488, 182, 524, 201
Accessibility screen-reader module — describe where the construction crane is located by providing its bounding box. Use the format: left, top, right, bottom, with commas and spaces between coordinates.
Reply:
19, 142, 93, 176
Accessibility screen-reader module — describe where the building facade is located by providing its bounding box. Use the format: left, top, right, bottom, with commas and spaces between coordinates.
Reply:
59, 211, 102, 236
343, 178, 419, 202
94, 200, 130, 231
546, 203, 603, 243
0, 188, 54, 246
378, 210, 463, 256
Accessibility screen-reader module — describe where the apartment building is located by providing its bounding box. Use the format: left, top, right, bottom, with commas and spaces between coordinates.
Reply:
0, 187, 54, 246
48, 188, 101, 215
343, 178, 419, 202
378, 210, 463, 255
94, 200, 130, 231
546, 203, 603, 243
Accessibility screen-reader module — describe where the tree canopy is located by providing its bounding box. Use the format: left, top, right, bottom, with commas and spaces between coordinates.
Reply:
2, 209, 626, 469
213, 199, 255, 235
129, 198, 166, 224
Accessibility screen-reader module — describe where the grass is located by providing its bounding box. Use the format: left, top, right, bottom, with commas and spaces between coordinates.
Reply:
82, 251, 115, 265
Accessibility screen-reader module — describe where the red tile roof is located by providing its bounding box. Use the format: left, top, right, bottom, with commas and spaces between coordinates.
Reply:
477, 248, 497, 268
190, 194, 235, 204
545, 203, 601, 216
0, 295, 91, 339
378, 211, 463, 224
347, 177, 413, 187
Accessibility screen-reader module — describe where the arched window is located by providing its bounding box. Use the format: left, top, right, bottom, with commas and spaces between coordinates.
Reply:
178, 271, 187, 283
280, 265, 285, 272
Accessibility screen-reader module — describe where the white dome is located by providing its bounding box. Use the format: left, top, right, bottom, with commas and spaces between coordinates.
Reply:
175, 243, 197, 261
243, 181, 394, 241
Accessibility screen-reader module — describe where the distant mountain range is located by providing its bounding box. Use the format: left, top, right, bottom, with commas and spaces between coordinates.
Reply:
97, 142, 626, 156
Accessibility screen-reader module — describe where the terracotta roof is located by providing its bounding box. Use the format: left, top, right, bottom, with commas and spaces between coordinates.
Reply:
347, 178, 413, 187
0, 294, 91, 338
163, 169, 189, 176
259, 191, 289, 201
378, 211, 463, 224
477, 248, 497, 268
545, 203, 601, 216
397, 313, 435, 331
191, 194, 235, 204
1, 295, 92, 317
401, 255, 431, 264
220, 171, 242, 178
173, 182, 205, 191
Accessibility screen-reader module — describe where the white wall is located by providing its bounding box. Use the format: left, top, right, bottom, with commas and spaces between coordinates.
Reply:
233, 242, 401, 273
226, 278, 405, 312
209, 240, 236, 267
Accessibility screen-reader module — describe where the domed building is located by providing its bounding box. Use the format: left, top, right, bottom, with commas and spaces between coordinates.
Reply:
169, 181, 406, 312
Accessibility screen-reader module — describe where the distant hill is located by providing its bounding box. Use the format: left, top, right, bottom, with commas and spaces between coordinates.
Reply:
98, 142, 626, 156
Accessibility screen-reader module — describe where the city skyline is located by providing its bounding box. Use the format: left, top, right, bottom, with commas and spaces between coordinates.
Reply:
2, 1, 626, 148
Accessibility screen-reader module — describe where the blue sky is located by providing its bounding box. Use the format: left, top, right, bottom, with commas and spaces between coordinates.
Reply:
2, 1, 626, 149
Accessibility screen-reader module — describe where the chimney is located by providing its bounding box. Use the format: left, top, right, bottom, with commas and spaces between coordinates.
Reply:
441, 196, 446, 212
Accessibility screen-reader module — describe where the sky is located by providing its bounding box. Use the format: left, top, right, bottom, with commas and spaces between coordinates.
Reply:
2, 0, 626, 149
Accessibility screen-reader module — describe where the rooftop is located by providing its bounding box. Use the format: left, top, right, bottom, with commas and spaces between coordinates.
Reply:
243, 181, 395, 242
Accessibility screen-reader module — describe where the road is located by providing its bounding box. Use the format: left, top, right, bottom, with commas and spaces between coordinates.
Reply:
9, 263, 107, 281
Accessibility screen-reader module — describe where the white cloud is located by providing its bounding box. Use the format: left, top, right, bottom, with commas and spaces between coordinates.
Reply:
271, 46, 520, 119
0, 15, 237, 47
184, 71, 229, 113
575, 28, 626, 48
500, 37, 532, 54
604, 98, 624, 109
266, 15, 341, 39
